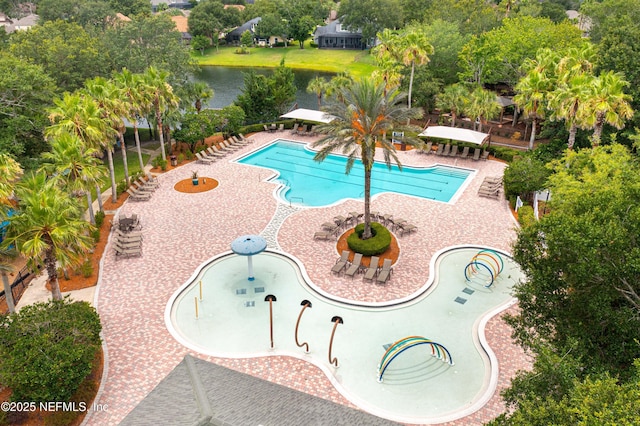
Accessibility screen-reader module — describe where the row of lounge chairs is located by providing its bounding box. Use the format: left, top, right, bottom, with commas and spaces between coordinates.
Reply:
113, 228, 143, 259
313, 212, 365, 240
196, 135, 254, 164
291, 123, 317, 137
126, 175, 159, 201
264, 123, 284, 133
418, 142, 490, 161
331, 251, 394, 283
369, 212, 418, 237
477, 176, 503, 199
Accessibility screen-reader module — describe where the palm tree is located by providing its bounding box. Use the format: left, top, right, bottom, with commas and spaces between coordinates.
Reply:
186, 81, 214, 113
39, 133, 107, 224
45, 93, 113, 211
2, 173, 93, 301
398, 26, 433, 109
312, 80, 423, 239
0, 153, 22, 205
514, 69, 552, 150
466, 87, 501, 132
436, 84, 470, 127
114, 68, 152, 172
325, 72, 354, 103
548, 73, 593, 150
582, 71, 633, 147
306, 76, 330, 109
143, 67, 179, 162
0, 246, 17, 313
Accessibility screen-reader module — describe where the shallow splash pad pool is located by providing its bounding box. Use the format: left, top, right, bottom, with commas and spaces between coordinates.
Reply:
165, 247, 522, 424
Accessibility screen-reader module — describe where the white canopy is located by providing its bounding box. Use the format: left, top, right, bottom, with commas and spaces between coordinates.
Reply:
280, 108, 335, 123
418, 126, 490, 145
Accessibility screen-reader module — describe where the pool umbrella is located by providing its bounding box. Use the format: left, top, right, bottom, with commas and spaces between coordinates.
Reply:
231, 235, 267, 281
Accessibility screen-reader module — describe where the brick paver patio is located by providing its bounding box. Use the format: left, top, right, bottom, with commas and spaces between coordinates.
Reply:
87, 131, 531, 426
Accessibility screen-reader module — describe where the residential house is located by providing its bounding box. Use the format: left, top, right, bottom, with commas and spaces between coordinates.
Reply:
313, 19, 364, 50
170, 14, 192, 44
4, 13, 38, 33
226, 17, 260, 45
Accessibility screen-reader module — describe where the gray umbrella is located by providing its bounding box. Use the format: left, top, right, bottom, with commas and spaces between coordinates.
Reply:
230, 235, 267, 281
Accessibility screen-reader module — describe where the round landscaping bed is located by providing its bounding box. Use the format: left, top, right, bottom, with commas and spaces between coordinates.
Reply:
174, 177, 219, 193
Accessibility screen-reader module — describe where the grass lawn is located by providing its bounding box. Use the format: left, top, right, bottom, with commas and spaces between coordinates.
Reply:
194, 45, 377, 79
96, 147, 150, 195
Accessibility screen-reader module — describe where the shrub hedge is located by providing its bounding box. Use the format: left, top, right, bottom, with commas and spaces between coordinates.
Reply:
347, 222, 391, 255
517, 205, 536, 228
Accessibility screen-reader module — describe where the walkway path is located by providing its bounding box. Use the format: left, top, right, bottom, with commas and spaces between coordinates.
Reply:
73, 131, 530, 425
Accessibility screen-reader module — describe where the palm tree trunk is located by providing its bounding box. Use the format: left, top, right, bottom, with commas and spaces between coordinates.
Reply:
408, 62, 415, 109
363, 165, 373, 239
157, 113, 167, 161
2, 272, 15, 313
120, 133, 130, 186
134, 124, 145, 171
107, 148, 118, 203
86, 191, 95, 225
451, 112, 456, 127
45, 248, 62, 301
95, 183, 104, 212
567, 122, 578, 150
529, 119, 537, 150
592, 113, 604, 147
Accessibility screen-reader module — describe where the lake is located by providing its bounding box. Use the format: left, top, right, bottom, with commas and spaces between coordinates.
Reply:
193, 66, 335, 110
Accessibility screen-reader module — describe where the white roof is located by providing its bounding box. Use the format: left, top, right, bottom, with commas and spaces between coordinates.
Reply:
280, 108, 335, 123
418, 126, 489, 145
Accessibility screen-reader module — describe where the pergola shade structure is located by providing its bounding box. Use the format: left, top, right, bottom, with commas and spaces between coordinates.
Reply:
280, 108, 336, 123
418, 126, 490, 145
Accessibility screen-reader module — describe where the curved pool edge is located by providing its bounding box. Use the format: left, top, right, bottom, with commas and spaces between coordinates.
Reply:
164, 245, 519, 425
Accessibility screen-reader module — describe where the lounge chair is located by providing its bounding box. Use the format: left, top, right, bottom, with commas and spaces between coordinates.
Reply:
290, 123, 299, 134
449, 145, 459, 157
138, 176, 159, 189
363, 256, 380, 281
114, 241, 142, 258
231, 136, 250, 146
126, 188, 151, 201
207, 147, 226, 158
481, 150, 490, 160
114, 238, 142, 249
309, 125, 317, 136
390, 217, 407, 230
344, 253, 363, 278
263, 124, 270, 132
195, 152, 215, 164
331, 250, 350, 275
478, 187, 501, 199
146, 173, 159, 185
314, 231, 334, 240
114, 230, 143, 242
442, 144, 451, 156
434, 144, 444, 156
221, 140, 242, 151
472, 148, 481, 161
399, 223, 418, 236
459, 146, 470, 160
422, 142, 432, 154
376, 259, 393, 284
238, 133, 254, 143
321, 222, 340, 233
133, 181, 154, 193
278, 123, 284, 132
333, 215, 347, 228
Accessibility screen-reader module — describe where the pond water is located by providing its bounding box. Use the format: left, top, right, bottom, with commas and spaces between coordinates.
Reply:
193, 66, 335, 110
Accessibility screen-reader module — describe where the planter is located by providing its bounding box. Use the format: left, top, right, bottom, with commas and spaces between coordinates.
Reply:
192, 178, 199, 186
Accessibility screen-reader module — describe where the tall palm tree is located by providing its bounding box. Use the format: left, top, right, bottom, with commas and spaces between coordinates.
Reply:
306, 76, 330, 109
436, 84, 470, 127
2, 173, 93, 301
84, 77, 130, 197
143, 67, 179, 162
114, 68, 152, 172
514, 69, 553, 150
39, 133, 107, 224
582, 71, 633, 147
313, 80, 423, 239
0, 153, 22, 205
548, 73, 593, 150
0, 246, 17, 313
466, 87, 501, 132
398, 26, 433, 109
45, 93, 114, 211
325, 72, 354, 103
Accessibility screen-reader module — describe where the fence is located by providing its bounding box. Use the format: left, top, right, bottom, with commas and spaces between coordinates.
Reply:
0, 266, 37, 314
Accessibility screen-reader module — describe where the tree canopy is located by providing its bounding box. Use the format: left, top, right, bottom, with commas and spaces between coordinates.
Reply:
338, 0, 404, 44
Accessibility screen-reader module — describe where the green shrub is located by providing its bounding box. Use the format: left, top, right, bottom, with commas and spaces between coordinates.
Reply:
116, 179, 127, 196
81, 259, 93, 278
177, 153, 185, 163
517, 205, 536, 228
185, 150, 194, 160
91, 228, 100, 243
347, 222, 392, 255
152, 157, 167, 171
0, 299, 102, 403
94, 211, 105, 228
490, 146, 521, 163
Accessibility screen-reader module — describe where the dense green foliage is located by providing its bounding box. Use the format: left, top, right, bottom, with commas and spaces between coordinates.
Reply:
347, 222, 392, 255
339, 0, 403, 44
0, 299, 102, 402
502, 154, 551, 202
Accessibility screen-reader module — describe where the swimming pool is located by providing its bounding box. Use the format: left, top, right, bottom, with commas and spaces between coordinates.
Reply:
165, 247, 521, 424
236, 140, 473, 207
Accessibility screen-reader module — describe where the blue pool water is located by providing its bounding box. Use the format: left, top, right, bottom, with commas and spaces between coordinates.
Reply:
236, 140, 472, 207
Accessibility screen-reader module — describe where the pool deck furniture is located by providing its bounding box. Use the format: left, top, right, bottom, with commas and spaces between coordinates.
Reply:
442, 144, 452, 156
399, 223, 418, 236
390, 218, 407, 230
126, 188, 151, 201
206, 147, 226, 158
449, 145, 459, 157
278, 123, 285, 132
138, 177, 159, 190
459, 146, 470, 160
434, 144, 444, 156
195, 152, 215, 164
344, 253, 364, 278
238, 133, 255, 143
472, 148, 482, 161
421, 141, 433, 154
290, 123, 299, 134
481, 150, 490, 160
333, 215, 347, 228
331, 250, 350, 275
363, 256, 380, 281
314, 231, 335, 240
376, 259, 393, 284
113, 241, 142, 259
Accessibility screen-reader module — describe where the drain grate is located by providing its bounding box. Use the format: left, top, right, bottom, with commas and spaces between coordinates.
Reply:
462, 287, 475, 295
244, 301, 255, 307
254, 287, 265, 293
454, 297, 467, 304
236, 289, 247, 295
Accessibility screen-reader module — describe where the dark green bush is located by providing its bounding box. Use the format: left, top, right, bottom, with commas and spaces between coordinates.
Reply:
116, 179, 127, 196
94, 210, 105, 228
517, 205, 536, 228
490, 146, 521, 162
0, 299, 102, 403
90, 228, 100, 243
152, 157, 167, 171
347, 222, 392, 255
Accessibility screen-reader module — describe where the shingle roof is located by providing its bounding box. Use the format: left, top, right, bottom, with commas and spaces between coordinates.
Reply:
120, 355, 400, 426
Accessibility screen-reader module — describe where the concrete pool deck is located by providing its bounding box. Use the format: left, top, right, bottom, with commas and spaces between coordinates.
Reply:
84, 131, 531, 425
